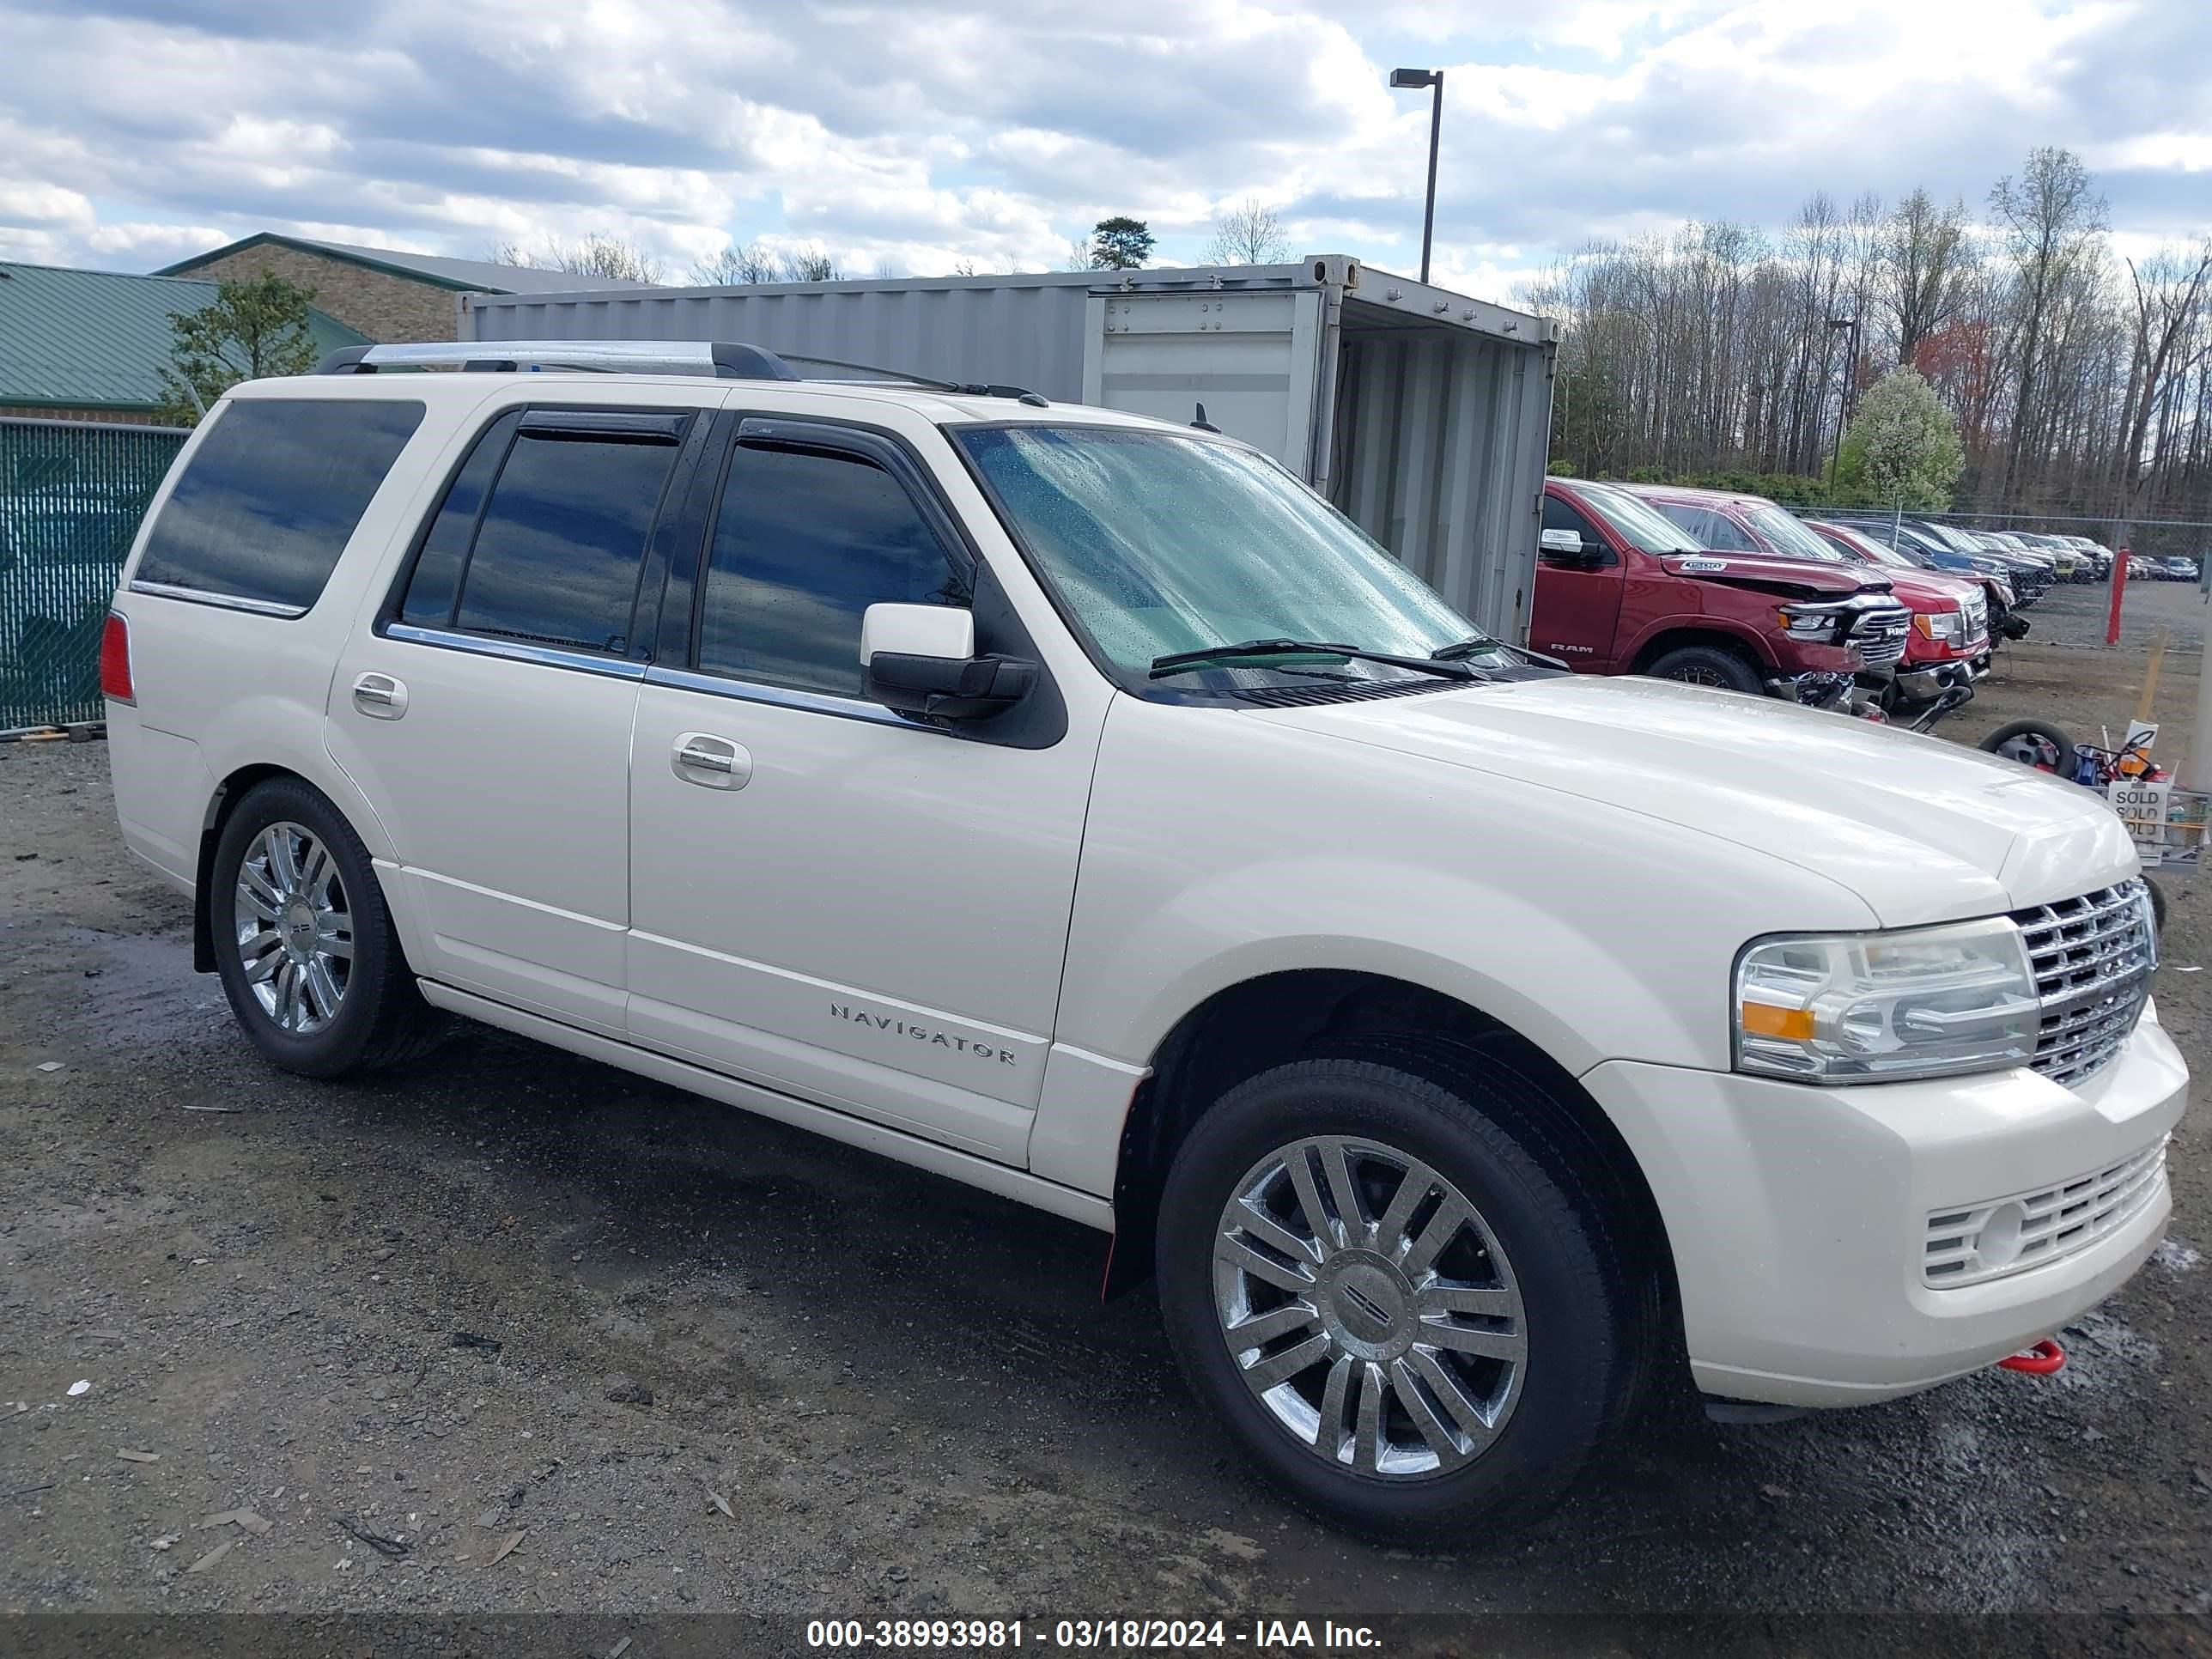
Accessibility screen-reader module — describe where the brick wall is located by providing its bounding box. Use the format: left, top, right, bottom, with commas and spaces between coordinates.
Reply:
180, 246, 461, 342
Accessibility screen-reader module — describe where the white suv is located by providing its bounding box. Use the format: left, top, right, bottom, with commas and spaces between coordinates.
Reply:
102, 341, 2185, 1540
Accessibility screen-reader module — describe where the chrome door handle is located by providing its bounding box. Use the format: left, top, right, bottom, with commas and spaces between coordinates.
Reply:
672, 732, 751, 790
352, 672, 407, 719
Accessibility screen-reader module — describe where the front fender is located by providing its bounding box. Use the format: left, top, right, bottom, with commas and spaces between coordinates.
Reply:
1053, 698, 1878, 1085
1075, 861, 1703, 1084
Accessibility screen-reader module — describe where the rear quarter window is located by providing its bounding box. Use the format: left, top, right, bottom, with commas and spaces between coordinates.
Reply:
135, 398, 424, 612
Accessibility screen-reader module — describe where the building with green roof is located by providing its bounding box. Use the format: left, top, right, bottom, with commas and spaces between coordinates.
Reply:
0, 261, 368, 425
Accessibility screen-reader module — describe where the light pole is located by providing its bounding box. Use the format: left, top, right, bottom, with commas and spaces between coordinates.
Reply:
1827, 313, 1859, 485
1389, 68, 1443, 284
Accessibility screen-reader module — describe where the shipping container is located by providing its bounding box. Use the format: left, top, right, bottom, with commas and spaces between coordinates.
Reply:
459, 256, 1557, 642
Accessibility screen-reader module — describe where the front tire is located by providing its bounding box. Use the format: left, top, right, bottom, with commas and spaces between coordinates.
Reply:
1644, 643, 1763, 695
210, 777, 445, 1078
1155, 1059, 1638, 1541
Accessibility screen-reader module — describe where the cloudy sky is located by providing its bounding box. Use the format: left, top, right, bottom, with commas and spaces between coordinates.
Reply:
1, 0, 2207, 298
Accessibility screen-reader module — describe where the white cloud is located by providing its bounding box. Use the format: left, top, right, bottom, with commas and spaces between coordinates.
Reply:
0, 0, 2204, 301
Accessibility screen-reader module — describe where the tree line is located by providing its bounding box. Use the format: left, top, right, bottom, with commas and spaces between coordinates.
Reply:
1523, 147, 2212, 528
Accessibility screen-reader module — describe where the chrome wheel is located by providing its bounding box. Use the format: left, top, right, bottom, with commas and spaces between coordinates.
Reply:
1668, 665, 1726, 687
1990, 730, 2063, 769
232, 821, 353, 1035
1213, 1135, 1525, 1478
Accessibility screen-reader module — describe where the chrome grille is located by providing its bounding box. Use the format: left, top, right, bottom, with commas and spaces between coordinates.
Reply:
1849, 605, 1911, 668
1961, 592, 1988, 646
2009, 879, 2156, 1088
1924, 1138, 2167, 1287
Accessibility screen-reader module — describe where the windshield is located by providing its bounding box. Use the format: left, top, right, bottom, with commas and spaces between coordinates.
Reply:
1821, 524, 1914, 568
1743, 504, 1844, 562
1576, 483, 1703, 553
955, 425, 1504, 686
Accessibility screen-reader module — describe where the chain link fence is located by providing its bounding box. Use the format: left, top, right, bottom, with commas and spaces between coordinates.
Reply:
1830, 503, 2212, 569
1, 416, 185, 732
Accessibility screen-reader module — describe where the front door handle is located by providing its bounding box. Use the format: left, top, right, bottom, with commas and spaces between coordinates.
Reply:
352, 672, 408, 720
672, 732, 751, 790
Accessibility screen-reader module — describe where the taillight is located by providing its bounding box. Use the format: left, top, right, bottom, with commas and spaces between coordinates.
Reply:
100, 612, 134, 704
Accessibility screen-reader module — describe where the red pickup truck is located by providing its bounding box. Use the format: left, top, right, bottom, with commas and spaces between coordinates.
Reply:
1534, 478, 1911, 702
1802, 518, 1996, 697
1626, 483, 1990, 708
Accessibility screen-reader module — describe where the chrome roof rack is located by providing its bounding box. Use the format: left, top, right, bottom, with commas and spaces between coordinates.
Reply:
313, 340, 801, 380
310, 339, 1048, 404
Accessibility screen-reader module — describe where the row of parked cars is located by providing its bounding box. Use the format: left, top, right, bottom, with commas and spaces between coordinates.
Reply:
1529, 479, 2156, 723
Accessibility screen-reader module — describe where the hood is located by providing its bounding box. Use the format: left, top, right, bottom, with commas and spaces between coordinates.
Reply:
1654, 551, 1888, 601
1260, 674, 2133, 927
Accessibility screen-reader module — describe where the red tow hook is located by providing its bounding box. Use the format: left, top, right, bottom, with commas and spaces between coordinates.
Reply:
1996, 1339, 2066, 1376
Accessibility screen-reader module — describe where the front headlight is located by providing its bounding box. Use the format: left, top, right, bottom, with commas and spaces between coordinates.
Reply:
1912, 610, 1962, 641
1776, 603, 1839, 637
1735, 917, 2040, 1084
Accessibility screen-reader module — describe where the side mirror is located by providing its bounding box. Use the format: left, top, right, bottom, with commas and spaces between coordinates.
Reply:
1539, 526, 1603, 565
860, 603, 1036, 721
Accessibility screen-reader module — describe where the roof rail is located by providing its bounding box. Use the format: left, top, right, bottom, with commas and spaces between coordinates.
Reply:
313, 340, 801, 380
775, 353, 1048, 406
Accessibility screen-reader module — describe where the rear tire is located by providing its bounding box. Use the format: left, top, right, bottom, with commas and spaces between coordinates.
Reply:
1155, 1057, 1638, 1542
210, 777, 447, 1078
1644, 644, 1763, 696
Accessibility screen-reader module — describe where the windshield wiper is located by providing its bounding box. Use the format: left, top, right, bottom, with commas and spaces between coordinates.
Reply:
1148, 638, 1479, 681
1429, 637, 1501, 662
1433, 636, 1572, 672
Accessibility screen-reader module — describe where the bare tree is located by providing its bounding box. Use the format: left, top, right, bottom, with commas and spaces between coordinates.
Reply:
1884, 190, 1975, 367
1989, 147, 2107, 500
490, 232, 665, 283
689, 242, 781, 285
2112, 241, 2212, 526
778, 246, 842, 282
1511, 146, 2212, 524
1205, 198, 1289, 265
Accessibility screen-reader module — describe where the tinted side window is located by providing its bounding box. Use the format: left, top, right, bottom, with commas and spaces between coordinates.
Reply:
1541, 493, 1609, 556
696, 444, 969, 697
398, 410, 520, 626
451, 429, 678, 653
137, 398, 423, 611
1540, 494, 1584, 536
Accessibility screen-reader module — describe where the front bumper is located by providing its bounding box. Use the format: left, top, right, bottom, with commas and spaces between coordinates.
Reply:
1764, 670, 1853, 710
1893, 653, 1990, 702
1583, 1009, 2187, 1407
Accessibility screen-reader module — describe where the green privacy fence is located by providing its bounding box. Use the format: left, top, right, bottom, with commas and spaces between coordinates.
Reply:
1, 416, 185, 732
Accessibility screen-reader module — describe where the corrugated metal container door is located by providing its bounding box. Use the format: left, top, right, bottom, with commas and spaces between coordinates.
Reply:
460, 261, 1554, 643
1080, 289, 1326, 471
465, 283, 1099, 402
1328, 319, 1550, 645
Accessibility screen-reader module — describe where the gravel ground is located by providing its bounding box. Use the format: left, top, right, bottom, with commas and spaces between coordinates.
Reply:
2, 586, 2209, 1656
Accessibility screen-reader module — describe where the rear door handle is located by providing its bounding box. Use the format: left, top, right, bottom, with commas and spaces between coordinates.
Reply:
352, 672, 408, 720
672, 732, 751, 790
